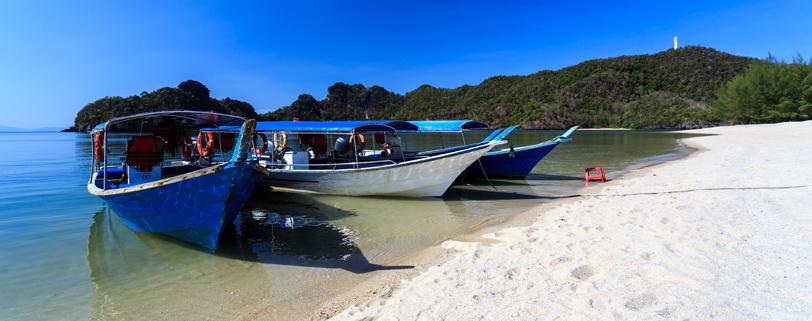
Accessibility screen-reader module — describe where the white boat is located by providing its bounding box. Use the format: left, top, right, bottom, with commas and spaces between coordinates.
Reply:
207, 121, 505, 197
263, 140, 503, 197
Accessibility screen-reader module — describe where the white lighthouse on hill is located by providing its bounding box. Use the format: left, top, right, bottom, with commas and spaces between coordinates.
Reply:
674, 36, 678, 49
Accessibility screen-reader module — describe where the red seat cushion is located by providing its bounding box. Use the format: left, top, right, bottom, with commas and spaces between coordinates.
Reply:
127, 136, 163, 168
215, 133, 236, 150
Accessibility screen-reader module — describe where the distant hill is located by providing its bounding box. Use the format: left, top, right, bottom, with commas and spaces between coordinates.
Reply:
263, 46, 756, 129
0, 125, 24, 132
0, 125, 61, 132
67, 80, 258, 132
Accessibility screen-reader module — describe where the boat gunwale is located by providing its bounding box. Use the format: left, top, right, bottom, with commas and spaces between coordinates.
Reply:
87, 162, 265, 196
485, 138, 562, 156
483, 125, 577, 156
87, 163, 226, 196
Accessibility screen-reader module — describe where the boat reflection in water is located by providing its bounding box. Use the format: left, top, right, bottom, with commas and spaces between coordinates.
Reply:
86, 201, 412, 320
227, 210, 356, 260
87, 208, 270, 320
218, 208, 413, 273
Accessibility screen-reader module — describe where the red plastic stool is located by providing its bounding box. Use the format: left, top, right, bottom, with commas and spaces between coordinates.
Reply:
584, 167, 606, 186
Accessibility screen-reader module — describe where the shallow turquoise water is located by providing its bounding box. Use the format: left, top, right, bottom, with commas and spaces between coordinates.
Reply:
0, 130, 699, 320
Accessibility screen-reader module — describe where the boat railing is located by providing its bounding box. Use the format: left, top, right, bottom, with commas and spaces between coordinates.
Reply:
264, 158, 398, 170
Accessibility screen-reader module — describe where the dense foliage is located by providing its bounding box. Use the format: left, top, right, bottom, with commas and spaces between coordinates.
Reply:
263, 83, 404, 121
712, 57, 812, 123
263, 46, 755, 129
69, 80, 258, 132
73, 47, 807, 131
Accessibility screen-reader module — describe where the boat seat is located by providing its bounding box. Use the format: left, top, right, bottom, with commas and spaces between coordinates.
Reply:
94, 167, 127, 188
126, 136, 164, 171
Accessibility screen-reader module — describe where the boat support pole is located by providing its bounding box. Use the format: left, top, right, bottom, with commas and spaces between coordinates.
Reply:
103, 128, 108, 191
476, 156, 499, 192
459, 131, 469, 182
352, 129, 359, 169
465, 130, 497, 191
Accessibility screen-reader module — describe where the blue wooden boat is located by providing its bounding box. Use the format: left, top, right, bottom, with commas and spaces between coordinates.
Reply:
410, 120, 578, 178
86, 111, 268, 251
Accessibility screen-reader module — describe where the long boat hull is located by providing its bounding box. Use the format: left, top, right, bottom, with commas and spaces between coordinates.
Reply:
87, 162, 263, 251
465, 140, 561, 178
260, 141, 502, 197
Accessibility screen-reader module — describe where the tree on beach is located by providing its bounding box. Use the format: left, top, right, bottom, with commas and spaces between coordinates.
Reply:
712, 57, 812, 123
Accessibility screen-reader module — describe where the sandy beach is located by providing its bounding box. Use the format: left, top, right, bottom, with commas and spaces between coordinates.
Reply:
330, 121, 812, 320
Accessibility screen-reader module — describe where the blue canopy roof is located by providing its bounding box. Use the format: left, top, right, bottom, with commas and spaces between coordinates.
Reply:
364, 120, 419, 131
409, 120, 489, 132
92, 111, 246, 132
248, 120, 417, 133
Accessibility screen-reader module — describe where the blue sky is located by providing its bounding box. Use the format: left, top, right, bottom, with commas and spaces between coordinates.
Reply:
1, 0, 810, 128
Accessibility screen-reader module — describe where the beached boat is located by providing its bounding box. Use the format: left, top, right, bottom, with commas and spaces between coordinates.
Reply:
213, 121, 504, 197
86, 111, 267, 251
410, 120, 579, 178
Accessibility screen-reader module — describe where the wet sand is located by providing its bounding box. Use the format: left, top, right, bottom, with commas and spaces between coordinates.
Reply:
329, 121, 812, 320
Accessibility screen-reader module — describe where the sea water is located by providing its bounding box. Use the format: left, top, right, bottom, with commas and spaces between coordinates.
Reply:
0, 130, 700, 320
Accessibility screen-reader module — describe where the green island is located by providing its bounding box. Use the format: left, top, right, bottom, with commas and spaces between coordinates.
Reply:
68, 46, 812, 132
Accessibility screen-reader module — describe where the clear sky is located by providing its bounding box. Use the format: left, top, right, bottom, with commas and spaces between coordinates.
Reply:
1, 0, 810, 128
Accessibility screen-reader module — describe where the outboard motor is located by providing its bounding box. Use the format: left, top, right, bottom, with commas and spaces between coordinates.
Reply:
333, 136, 350, 155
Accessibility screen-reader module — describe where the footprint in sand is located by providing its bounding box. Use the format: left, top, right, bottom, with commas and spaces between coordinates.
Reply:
624, 293, 658, 311
473, 247, 489, 260
656, 307, 672, 317
505, 267, 525, 280
571, 264, 594, 280
549, 256, 571, 267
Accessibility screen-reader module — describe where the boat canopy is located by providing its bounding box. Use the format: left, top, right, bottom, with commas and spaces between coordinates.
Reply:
207, 120, 417, 133
92, 110, 246, 133
364, 120, 419, 131
410, 120, 489, 132
255, 121, 409, 133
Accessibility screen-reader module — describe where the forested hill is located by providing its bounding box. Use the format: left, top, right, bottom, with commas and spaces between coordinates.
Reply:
68, 80, 258, 132
69, 47, 759, 131
263, 46, 756, 129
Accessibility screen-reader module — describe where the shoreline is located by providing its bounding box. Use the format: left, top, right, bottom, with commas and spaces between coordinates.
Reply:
291, 129, 703, 320
327, 121, 812, 320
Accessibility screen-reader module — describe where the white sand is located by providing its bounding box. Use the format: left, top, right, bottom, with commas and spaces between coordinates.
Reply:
331, 121, 812, 320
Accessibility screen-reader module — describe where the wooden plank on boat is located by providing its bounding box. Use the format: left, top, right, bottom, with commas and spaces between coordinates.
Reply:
88, 164, 226, 196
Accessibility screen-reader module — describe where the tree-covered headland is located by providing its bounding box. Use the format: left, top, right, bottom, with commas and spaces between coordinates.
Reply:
69, 47, 811, 131
68, 80, 257, 132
